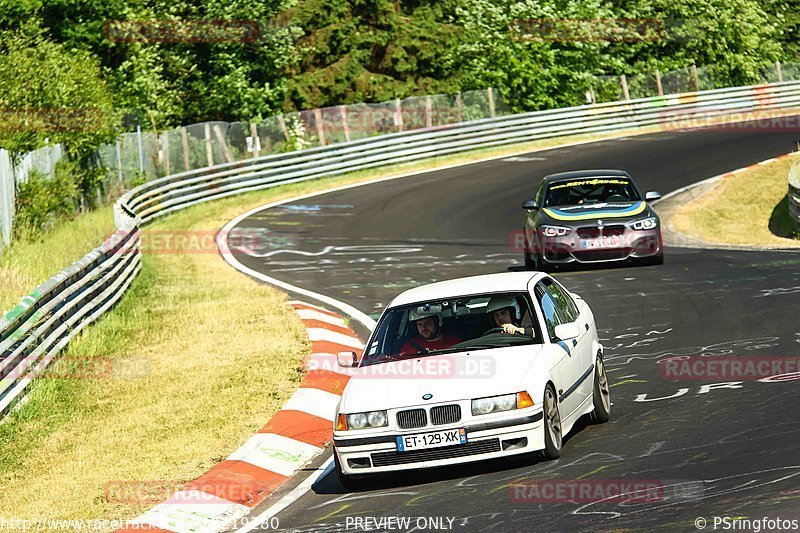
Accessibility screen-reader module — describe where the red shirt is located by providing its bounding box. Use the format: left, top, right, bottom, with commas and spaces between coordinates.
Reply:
399, 335, 462, 356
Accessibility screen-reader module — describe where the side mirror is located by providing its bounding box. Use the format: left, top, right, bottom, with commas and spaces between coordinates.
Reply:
554, 322, 581, 341
337, 351, 357, 368
522, 199, 539, 210
645, 191, 662, 201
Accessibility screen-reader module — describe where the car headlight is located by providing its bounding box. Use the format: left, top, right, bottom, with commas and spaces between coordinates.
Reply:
540, 225, 571, 237
629, 217, 658, 230
471, 392, 533, 416
337, 410, 388, 430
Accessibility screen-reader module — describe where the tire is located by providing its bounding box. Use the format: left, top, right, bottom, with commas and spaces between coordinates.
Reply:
523, 228, 541, 270
542, 384, 562, 459
334, 452, 367, 491
590, 354, 611, 423
524, 252, 541, 270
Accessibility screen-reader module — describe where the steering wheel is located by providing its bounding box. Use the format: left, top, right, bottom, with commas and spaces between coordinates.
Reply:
482, 327, 505, 336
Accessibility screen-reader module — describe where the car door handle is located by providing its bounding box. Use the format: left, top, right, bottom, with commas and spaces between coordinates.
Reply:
572, 339, 577, 347
585, 323, 589, 331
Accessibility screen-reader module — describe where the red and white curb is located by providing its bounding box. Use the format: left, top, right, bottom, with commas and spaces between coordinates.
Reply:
118, 300, 360, 533
657, 151, 800, 204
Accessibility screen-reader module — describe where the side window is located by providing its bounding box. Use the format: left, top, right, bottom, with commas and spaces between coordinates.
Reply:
544, 279, 579, 323
535, 181, 546, 206
535, 284, 563, 341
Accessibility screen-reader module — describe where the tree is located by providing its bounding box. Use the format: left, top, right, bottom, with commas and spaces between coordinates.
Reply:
282, 0, 462, 110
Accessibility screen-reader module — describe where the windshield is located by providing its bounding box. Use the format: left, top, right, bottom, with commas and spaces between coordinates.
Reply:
362, 291, 542, 366
544, 177, 641, 207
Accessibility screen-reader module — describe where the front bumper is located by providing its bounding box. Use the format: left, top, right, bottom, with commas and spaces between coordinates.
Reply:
531, 227, 663, 264
333, 411, 544, 475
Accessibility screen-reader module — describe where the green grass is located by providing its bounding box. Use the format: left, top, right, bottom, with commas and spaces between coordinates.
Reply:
672, 155, 800, 246
0, 207, 115, 312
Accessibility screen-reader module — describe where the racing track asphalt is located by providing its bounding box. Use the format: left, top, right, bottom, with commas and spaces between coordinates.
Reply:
228, 124, 800, 532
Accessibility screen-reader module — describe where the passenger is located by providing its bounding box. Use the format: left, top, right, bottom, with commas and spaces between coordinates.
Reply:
485, 296, 535, 336
399, 308, 461, 356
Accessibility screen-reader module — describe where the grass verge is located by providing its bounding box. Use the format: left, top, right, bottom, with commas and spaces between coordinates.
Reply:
671, 155, 800, 246
0, 208, 115, 312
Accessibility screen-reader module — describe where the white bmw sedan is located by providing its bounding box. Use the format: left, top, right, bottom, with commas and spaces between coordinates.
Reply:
332, 271, 610, 488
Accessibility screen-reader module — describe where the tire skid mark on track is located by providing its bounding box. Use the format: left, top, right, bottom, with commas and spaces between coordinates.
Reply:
116, 302, 358, 533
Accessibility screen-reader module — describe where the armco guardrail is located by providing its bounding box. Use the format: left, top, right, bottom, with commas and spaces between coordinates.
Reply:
790, 158, 800, 230
4, 81, 800, 418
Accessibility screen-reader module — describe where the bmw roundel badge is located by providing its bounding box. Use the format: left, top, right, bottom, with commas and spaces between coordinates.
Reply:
422, 393, 433, 400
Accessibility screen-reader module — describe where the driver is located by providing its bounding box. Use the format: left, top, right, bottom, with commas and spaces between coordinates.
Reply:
486, 296, 535, 336
399, 307, 461, 356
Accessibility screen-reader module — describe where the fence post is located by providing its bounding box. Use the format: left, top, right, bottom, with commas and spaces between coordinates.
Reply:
488, 88, 496, 118
456, 92, 463, 123
161, 133, 170, 176
212, 125, 234, 162
425, 95, 433, 128
115, 140, 123, 185
691, 65, 699, 91
656, 69, 663, 96
180, 127, 191, 171
620, 75, 630, 101
250, 122, 260, 157
0, 149, 13, 249
277, 115, 290, 141
776, 60, 783, 83
136, 125, 144, 173
339, 106, 350, 142
204, 123, 214, 167
313, 108, 325, 146
394, 99, 404, 132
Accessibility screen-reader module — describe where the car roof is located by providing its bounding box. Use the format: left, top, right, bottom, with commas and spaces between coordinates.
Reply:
388, 272, 547, 307
543, 169, 632, 184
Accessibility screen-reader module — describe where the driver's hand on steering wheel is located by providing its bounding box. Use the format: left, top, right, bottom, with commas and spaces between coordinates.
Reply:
500, 323, 523, 335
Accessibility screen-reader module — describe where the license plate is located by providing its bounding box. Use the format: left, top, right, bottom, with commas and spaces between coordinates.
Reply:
396, 428, 467, 452
581, 237, 619, 249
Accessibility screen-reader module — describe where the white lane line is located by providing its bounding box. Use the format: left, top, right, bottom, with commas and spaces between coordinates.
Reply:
131, 491, 250, 532
655, 150, 800, 204
217, 129, 676, 333
295, 308, 347, 327
282, 388, 341, 421
227, 433, 323, 478
234, 456, 335, 533
306, 328, 363, 349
